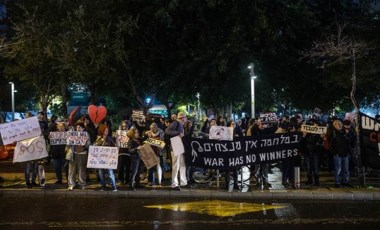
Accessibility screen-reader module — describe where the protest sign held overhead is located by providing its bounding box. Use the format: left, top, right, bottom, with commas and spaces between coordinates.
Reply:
115, 130, 129, 148
88, 105, 107, 124
87, 146, 119, 170
49, 132, 67, 145
13, 136, 48, 163
360, 113, 380, 168
300, 125, 327, 135
132, 110, 145, 122
209, 126, 233, 141
138, 143, 159, 169
184, 132, 301, 170
66, 131, 89, 146
259, 112, 277, 123
0, 117, 41, 145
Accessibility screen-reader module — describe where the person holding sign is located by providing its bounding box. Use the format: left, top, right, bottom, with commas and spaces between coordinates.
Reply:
127, 128, 143, 191
301, 119, 323, 186
145, 123, 165, 186
117, 120, 131, 186
67, 121, 90, 191
94, 124, 118, 192
165, 112, 189, 190
49, 122, 68, 185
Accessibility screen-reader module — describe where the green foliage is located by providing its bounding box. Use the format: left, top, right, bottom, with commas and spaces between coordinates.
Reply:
0, 0, 378, 117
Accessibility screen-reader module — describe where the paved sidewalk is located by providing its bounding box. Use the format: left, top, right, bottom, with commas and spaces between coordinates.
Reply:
1, 160, 380, 200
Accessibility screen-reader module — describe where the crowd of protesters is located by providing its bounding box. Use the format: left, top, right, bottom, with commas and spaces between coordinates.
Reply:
2, 110, 364, 191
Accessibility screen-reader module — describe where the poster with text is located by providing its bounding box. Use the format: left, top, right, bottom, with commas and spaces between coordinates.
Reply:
0, 117, 41, 145
87, 146, 119, 169
13, 136, 48, 163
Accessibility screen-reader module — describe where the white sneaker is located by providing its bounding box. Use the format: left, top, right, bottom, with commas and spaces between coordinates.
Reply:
68, 186, 73, 191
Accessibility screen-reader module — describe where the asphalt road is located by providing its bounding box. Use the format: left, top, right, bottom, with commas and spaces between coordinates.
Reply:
1, 197, 380, 229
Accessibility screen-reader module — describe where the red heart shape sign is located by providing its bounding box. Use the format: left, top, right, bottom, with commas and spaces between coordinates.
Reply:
88, 105, 107, 124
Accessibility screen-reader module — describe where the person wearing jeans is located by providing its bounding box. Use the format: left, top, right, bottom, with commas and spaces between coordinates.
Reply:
127, 128, 142, 191
329, 120, 355, 188
94, 124, 117, 192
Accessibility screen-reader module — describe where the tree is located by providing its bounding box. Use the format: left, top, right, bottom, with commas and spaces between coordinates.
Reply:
0, 1, 70, 119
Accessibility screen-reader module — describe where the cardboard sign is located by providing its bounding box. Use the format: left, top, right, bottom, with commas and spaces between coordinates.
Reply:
66, 131, 89, 146
87, 146, 119, 169
209, 126, 233, 141
301, 125, 327, 134
115, 130, 129, 148
260, 112, 277, 123
144, 138, 165, 149
170, 136, 185, 156
49, 132, 67, 145
0, 117, 42, 145
13, 136, 48, 163
138, 143, 159, 169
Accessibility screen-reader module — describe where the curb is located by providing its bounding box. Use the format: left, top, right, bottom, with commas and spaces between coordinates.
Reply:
1, 188, 379, 201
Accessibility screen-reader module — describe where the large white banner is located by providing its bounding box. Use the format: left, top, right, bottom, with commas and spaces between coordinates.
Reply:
209, 126, 233, 141
0, 117, 41, 145
13, 136, 48, 163
87, 146, 119, 169
301, 125, 327, 135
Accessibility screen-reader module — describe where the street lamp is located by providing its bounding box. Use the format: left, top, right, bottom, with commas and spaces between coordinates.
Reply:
9, 82, 15, 121
248, 63, 257, 118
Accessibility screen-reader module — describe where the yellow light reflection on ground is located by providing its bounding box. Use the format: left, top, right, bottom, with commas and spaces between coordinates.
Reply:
144, 200, 285, 217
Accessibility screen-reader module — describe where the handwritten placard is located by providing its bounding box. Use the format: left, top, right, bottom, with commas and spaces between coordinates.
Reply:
209, 126, 233, 141
13, 136, 48, 163
144, 138, 165, 149
87, 146, 119, 169
0, 117, 41, 145
115, 130, 129, 148
66, 131, 89, 145
138, 143, 159, 169
49, 132, 67, 145
301, 125, 327, 135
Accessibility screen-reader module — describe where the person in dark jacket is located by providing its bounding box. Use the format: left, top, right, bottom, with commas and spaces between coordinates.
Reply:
127, 128, 142, 191
330, 120, 355, 187
302, 119, 323, 186
49, 122, 68, 184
